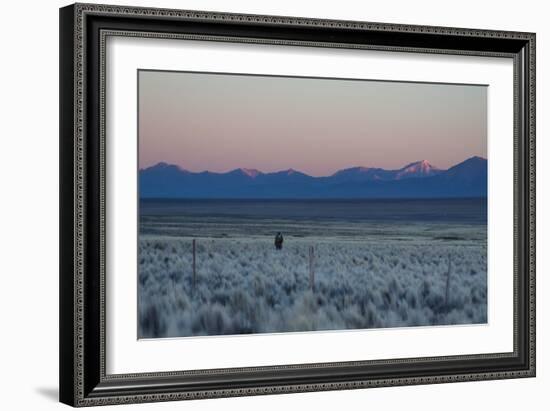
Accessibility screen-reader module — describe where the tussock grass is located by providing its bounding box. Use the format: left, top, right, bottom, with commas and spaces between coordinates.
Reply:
138, 235, 486, 338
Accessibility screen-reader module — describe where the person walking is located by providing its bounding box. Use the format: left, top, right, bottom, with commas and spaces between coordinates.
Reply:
274, 232, 284, 250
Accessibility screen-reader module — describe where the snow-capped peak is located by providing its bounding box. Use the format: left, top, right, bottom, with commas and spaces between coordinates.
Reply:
396, 160, 440, 179
239, 168, 261, 178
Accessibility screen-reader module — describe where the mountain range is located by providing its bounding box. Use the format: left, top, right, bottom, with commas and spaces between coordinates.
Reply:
139, 156, 487, 199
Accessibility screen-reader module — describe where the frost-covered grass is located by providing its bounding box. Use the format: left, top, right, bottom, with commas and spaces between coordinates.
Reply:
138, 229, 487, 338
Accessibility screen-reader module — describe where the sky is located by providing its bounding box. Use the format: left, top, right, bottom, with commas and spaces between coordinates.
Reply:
138, 70, 487, 177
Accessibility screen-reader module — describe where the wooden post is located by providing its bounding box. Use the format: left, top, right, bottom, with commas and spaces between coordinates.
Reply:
309, 246, 315, 290
192, 239, 197, 288
445, 253, 451, 308
171, 274, 175, 299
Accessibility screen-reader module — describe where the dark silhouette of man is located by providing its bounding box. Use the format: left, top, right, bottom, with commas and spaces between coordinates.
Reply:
275, 232, 284, 250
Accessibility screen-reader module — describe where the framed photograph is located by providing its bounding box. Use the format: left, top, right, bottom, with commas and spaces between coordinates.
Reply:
59, 3, 536, 407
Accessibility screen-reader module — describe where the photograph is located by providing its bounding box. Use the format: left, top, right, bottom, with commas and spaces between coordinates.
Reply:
137, 70, 488, 339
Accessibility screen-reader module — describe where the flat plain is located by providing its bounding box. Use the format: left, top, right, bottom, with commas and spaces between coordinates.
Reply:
138, 199, 487, 338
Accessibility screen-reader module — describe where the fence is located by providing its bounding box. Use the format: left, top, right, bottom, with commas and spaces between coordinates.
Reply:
187, 239, 454, 301
188, 238, 316, 290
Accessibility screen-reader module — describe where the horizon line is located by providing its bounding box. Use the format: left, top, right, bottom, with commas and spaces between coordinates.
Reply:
139, 156, 487, 178
140, 196, 488, 201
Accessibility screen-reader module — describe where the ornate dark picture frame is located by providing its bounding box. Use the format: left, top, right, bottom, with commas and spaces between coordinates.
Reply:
59, 3, 535, 407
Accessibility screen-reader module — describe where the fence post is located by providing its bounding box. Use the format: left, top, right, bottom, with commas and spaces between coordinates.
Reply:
445, 253, 451, 308
192, 239, 197, 289
309, 246, 315, 290
171, 273, 175, 299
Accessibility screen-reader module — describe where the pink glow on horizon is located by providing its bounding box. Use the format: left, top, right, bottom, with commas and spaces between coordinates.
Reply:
139, 71, 487, 177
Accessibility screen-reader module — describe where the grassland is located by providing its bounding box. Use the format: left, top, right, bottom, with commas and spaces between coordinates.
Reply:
138, 219, 486, 338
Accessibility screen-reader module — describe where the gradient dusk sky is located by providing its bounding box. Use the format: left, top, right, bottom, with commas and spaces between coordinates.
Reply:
138, 70, 487, 176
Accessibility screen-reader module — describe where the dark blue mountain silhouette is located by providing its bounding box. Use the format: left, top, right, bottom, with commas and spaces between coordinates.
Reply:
139, 157, 487, 199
